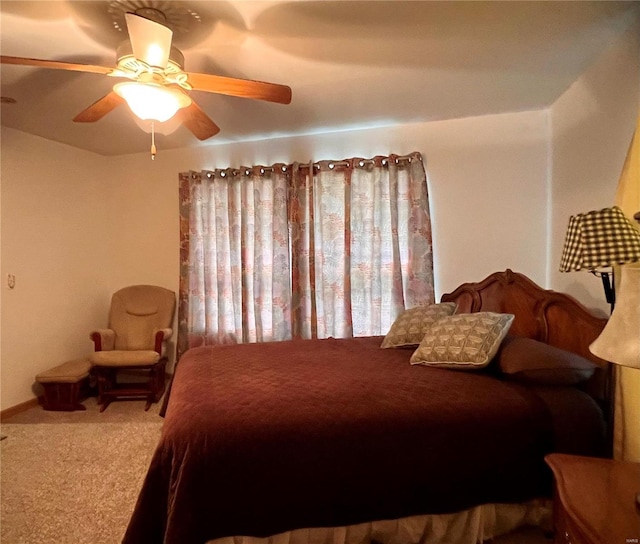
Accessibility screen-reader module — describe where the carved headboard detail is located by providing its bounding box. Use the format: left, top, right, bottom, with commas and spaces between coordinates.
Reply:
441, 269, 610, 405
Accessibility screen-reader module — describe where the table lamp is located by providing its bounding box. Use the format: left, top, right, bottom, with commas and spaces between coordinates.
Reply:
559, 206, 640, 312
588, 210, 640, 510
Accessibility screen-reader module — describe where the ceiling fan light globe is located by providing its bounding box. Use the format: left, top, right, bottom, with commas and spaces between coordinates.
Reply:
113, 82, 191, 123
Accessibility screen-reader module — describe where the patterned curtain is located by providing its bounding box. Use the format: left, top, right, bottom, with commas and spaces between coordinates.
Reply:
177, 167, 292, 357
177, 152, 434, 359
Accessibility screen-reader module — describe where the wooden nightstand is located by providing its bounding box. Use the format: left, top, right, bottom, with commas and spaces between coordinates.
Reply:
545, 453, 640, 544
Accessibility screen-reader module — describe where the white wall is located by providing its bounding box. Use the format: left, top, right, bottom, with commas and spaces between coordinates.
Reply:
5, 18, 638, 407
110, 109, 549, 305
10, 109, 537, 386
549, 20, 640, 315
2, 18, 637, 413
0, 128, 113, 409
547, 19, 640, 462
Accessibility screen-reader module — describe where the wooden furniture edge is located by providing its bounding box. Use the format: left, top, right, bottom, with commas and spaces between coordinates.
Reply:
441, 269, 612, 450
1, 372, 174, 420
440, 269, 608, 356
545, 453, 640, 543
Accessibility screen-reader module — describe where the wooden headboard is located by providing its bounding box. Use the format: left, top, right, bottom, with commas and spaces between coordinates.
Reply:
441, 269, 610, 406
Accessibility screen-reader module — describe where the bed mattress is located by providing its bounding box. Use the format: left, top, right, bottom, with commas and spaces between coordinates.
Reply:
123, 336, 605, 544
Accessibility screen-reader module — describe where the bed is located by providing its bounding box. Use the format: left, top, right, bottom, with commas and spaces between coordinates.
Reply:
123, 270, 610, 544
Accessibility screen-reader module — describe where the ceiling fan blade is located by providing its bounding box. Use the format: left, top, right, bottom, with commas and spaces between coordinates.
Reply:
176, 101, 221, 140
186, 72, 292, 105
73, 92, 125, 123
0, 55, 112, 75
125, 13, 172, 69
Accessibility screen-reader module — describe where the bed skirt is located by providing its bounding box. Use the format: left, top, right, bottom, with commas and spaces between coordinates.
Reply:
206, 499, 552, 544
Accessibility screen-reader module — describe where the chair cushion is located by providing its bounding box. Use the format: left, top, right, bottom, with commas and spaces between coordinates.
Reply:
109, 286, 176, 351
36, 359, 91, 383
90, 350, 160, 367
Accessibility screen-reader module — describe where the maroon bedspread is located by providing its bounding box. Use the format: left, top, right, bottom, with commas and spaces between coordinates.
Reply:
124, 336, 583, 544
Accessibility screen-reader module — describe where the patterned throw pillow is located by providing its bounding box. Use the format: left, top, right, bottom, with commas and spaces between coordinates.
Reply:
380, 303, 458, 348
410, 312, 514, 369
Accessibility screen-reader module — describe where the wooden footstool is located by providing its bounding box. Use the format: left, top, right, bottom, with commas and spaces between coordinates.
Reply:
35, 358, 91, 411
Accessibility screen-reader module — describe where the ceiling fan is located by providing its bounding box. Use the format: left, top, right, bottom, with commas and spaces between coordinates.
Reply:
0, 7, 292, 147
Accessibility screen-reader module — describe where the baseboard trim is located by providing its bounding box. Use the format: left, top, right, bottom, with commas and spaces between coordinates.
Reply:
1, 374, 174, 422
1, 397, 41, 422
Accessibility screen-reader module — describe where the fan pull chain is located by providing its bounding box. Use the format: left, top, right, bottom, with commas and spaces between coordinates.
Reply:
150, 121, 157, 160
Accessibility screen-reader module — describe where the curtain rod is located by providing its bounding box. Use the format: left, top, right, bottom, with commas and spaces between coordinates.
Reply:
200, 153, 421, 178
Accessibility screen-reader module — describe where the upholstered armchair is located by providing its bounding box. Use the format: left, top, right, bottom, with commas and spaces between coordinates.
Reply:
89, 285, 176, 412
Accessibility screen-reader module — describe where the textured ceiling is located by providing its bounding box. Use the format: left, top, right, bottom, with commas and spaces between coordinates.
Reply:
1, 1, 639, 156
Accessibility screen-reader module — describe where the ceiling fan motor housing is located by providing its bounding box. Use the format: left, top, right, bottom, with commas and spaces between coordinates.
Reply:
131, 7, 167, 25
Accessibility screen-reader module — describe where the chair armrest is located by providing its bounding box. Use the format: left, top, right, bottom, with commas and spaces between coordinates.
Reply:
90, 329, 115, 351
154, 328, 173, 354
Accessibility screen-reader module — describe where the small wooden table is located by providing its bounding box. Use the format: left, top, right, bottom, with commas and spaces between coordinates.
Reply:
545, 453, 640, 544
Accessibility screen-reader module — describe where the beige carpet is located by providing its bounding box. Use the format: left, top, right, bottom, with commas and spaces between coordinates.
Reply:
1, 397, 163, 544
1, 397, 551, 544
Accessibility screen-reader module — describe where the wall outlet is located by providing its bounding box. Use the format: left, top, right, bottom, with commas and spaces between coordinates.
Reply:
7, 274, 15, 289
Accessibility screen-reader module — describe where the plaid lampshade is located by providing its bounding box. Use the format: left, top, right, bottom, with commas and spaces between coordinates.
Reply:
559, 206, 640, 272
